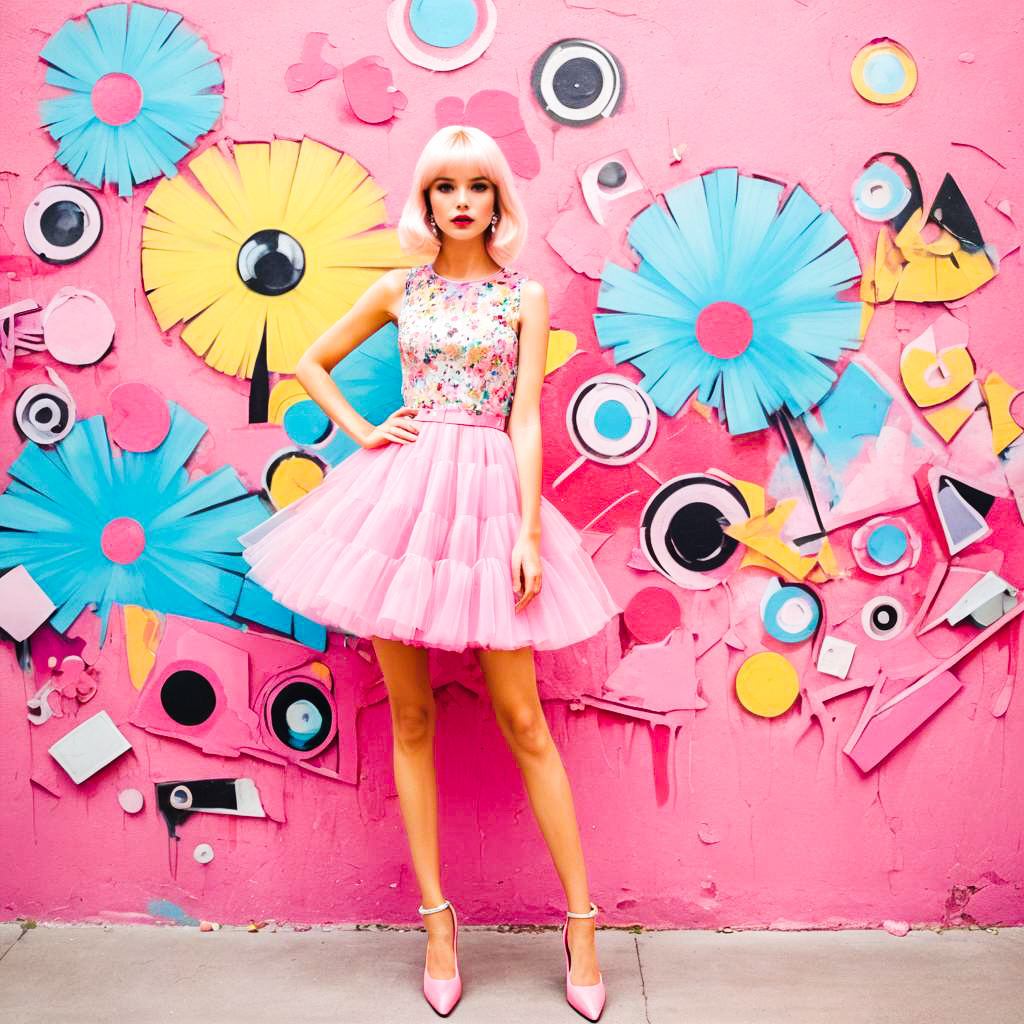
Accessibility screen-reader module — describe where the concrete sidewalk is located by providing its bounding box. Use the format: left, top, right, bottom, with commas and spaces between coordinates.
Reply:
1, 920, 1021, 1023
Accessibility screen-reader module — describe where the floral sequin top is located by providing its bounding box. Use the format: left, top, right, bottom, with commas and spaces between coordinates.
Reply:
397, 263, 525, 418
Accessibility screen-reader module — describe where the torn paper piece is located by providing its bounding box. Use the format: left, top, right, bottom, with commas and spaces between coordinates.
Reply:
343, 56, 407, 123
817, 635, 857, 679
0, 564, 56, 641
285, 32, 339, 92
42, 287, 115, 365
981, 372, 1024, 454
155, 777, 267, 839
943, 572, 1017, 628
918, 466, 995, 555
579, 151, 647, 226
436, 90, 539, 178
601, 628, 705, 713
48, 710, 132, 784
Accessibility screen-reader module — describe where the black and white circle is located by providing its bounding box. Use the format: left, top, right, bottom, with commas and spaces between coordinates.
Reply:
15, 379, 76, 444
639, 474, 749, 590
24, 184, 103, 264
566, 374, 656, 465
531, 39, 623, 125
861, 596, 907, 641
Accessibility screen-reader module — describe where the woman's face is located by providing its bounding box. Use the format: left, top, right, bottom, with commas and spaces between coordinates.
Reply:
426, 170, 497, 242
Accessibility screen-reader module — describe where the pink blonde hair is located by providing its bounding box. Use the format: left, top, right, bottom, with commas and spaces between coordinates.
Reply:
397, 125, 528, 265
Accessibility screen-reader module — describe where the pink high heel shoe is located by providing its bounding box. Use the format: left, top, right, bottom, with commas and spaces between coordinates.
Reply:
419, 898, 462, 1016
563, 901, 606, 1021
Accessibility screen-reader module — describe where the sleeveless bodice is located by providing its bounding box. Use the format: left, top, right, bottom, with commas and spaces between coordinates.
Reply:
397, 264, 525, 418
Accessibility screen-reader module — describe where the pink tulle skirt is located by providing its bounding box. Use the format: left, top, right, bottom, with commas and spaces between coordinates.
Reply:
238, 407, 621, 652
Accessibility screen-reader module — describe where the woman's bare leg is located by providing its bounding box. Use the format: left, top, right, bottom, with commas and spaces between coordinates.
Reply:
475, 645, 601, 985
371, 636, 455, 980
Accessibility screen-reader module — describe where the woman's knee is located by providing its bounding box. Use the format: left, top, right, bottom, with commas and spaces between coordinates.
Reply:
391, 702, 436, 747
499, 703, 552, 757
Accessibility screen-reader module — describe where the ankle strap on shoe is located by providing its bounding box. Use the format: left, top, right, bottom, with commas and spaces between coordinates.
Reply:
418, 899, 451, 915
566, 901, 598, 918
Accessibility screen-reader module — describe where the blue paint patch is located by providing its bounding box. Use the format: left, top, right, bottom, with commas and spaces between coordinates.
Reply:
864, 52, 906, 95
594, 399, 632, 439
147, 899, 199, 926
283, 401, 330, 445
409, 0, 478, 48
867, 523, 908, 565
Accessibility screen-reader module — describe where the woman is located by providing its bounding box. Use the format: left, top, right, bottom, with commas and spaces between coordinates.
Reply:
239, 125, 619, 1019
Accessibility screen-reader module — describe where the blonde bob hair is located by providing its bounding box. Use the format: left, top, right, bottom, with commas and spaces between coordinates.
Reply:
397, 125, 527, 265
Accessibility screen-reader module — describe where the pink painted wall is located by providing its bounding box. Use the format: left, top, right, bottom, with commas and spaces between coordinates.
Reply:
2, 0, 1023, 930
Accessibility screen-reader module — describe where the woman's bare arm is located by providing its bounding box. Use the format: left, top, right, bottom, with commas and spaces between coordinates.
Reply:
295, 268, 407, 446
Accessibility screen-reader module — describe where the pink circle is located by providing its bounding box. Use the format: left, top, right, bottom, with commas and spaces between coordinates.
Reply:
623, 586, 681, 643
108, 382, 171, 452
695, 302, 754, 359
91, 73, 143, 126
101, 517, 146, 564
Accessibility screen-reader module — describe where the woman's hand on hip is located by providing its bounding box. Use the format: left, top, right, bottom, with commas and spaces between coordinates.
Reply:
360, 407, 420, 448
511, 534, 542, 612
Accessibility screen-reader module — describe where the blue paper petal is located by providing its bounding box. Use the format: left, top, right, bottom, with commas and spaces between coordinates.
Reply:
596, 170, 865, 435
0, 401, 319, 648
38, 2, 223, 197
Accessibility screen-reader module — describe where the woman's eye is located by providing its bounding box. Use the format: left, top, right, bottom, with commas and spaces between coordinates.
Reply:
472, 183, 489, 191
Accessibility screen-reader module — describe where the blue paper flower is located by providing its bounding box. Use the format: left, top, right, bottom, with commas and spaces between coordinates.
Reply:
38, 3, 224, 199
594, 169, 865, 435
0, 403, 325, 650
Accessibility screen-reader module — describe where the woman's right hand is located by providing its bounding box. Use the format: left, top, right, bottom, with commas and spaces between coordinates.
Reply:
359, 406, 421, 449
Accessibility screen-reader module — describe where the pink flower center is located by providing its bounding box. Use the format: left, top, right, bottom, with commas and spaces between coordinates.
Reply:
91, 73, 143, 126
695, 302, 754, 359
101, 517, 146, 564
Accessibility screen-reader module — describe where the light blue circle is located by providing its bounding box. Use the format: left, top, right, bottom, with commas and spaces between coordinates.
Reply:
867, 523, 908, 565
863, 52, 906, 95
283, 401, 330, 445
763, 586, 820, 644
409, 0, 478, 48
594, 399, 632, 439
852, 161, 912, 222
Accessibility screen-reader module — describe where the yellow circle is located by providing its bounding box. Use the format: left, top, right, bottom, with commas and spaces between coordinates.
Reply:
851, 40, 917, 105
735, 651, 799, 718
267, 453, 325, 509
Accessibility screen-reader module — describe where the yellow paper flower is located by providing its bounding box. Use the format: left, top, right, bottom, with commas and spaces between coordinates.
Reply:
141, 137, 417, 378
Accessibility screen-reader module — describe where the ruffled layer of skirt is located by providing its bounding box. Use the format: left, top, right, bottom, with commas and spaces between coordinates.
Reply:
238, 417, 621, 652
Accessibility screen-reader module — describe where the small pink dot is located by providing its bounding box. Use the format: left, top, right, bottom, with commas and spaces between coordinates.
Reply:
101, 517, 146, 564
91, 73, 143, 126
696, 302, 754, 360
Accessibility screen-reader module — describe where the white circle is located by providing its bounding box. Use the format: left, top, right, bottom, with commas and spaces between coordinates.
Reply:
777, 596, 813, 632
193, 843, 215, 864
118, 788, 144, 814
169, 784, 193, 809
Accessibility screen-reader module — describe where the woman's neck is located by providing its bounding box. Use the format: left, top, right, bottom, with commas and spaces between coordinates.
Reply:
432, 238, 502, 281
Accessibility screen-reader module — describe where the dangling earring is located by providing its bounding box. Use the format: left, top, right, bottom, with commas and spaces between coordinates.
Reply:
429, 213, 439, 237
489, 213, 499, 229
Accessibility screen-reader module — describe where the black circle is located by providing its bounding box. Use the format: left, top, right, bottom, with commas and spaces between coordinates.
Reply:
33, 404, 55, 424
597, 161, 627, 189
160, 670, 217, 726
237, 229, 305, 296
666, 501, 736, 568
871, 605, 897, 631
21, 394, 70, 438
552, 56, 604, 109
268, 681, 333, 752
41, 200, 86, 247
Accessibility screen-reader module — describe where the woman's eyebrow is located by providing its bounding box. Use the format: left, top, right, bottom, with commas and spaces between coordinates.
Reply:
434, 175, 489, 182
